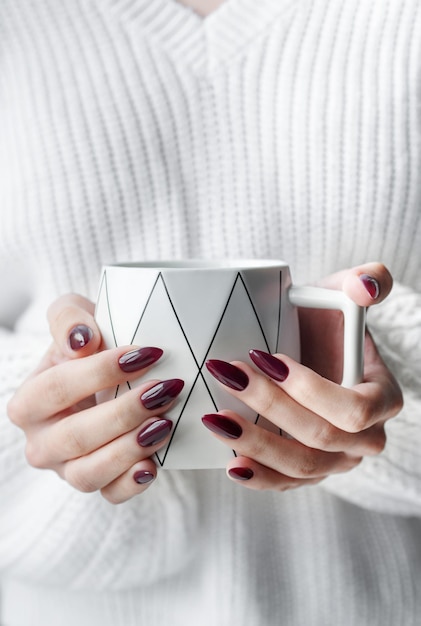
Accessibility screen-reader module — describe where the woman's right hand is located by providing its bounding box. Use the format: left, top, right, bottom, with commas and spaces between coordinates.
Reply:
6, 294, 184, 504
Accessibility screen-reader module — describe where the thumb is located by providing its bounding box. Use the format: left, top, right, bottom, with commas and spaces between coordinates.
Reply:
318, 262, 393, 308
47, 293, 102, 359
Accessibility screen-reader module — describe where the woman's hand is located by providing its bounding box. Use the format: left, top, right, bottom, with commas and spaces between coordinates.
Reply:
7, 294, 184, 503
202, 263, 404, 491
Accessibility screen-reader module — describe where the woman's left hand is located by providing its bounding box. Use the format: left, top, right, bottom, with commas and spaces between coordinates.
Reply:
202, 263, 404, 490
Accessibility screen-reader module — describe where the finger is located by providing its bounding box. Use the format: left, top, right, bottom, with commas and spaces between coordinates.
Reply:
202, 411, 360, 479
206, 358, 387, 454
319, 262, 393, 306
9, 345, 165, 424
47, 293, 101, 358
59, 418, 172, 493
246, 346, 401, 433
26, 379, 183, 466
100, 459, 157, 504
226, 456, 327, 492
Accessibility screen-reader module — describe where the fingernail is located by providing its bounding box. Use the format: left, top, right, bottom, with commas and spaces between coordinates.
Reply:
228, 467, 254, 481
202, 414, 243, 439
359, 274, 380, 299
249, 349, 289, 382
205, 360, 249, 391
137, 418, 173, 447
68, 324, 93, 350
133, 470, 155, 484
119, 347, 163, 373
140, 379, 184, 410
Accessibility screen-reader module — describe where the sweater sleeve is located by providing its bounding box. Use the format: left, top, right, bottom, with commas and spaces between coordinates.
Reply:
0, 325, 200, 590
322, 281, 421, 516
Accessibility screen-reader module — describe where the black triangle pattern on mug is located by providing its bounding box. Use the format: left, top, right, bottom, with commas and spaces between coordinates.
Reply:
96, 269, 282, 467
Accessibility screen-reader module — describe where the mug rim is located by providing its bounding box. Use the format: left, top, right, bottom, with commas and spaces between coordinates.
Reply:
103, 259, 289, 270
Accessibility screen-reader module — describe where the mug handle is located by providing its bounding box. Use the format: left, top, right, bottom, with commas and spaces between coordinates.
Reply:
288, 286, 366, 388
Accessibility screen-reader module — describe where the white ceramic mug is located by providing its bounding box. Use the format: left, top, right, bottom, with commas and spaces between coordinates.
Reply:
95, 260, 365, 469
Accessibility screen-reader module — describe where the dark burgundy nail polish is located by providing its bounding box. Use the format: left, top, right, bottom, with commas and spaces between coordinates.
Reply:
119, 347, 163, 373
205, 360, 249, 391
202, 414, 243, 439
137, 418, 173, 447
249, 349, 289, 382
228, 467, 254, 481
359, 274, 380, 299
133, 470, 155, 484
68, 325, 93, 350
140, 379, 184, 410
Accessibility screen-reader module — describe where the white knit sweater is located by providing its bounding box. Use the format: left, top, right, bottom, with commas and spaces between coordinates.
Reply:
1, 0, 421, 624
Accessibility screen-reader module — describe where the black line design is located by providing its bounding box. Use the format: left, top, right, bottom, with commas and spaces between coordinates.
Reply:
199, 273, 239, 368
276, 270, 283, 436
155, 371, 221, 467
114, 381, 131, 400
103, 270, 118, 348
155, 275, 221, 465
275, 270, 283, 353
129, 272, 162, 345
104, 270, 140, 399
105, 270, 276, 465
200, 272, 271, 367
97, 271, 106, 310
160, 274, 201, 370
197, 272, 264, 432
237, 272, 271, 354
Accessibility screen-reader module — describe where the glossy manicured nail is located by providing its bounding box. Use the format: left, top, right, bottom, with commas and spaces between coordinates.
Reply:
228, 467, 254, 481
249, 349, 289, 382
119, 347, 163, 373
133, 470, 155, 484
359, 274, 380, 299
68, 324, 93, 351
205, 360, 249, 391
202, 414, 243, 439
137, 418, 173, 447
140, 379, 184, 410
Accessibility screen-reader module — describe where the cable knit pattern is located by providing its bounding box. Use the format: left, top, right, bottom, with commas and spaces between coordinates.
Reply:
0, 335, 200, 590
324, 284, 421, 513
1, 0, 421, 624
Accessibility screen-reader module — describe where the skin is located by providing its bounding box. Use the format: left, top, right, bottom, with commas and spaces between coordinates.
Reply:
176, 0, 226, 18
7, 262, 403, 503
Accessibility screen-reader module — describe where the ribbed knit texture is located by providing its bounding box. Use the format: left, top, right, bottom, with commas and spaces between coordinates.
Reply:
1, 1, 421, 624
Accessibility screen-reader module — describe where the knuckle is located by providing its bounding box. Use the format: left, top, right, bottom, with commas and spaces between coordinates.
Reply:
390, 385, 404, 416
367, 427, 387, 456
46, 296, 67, 325
101, 488, 129, 505
291, 377, 315, 410
344, 400, 373, 433
25, 440, 48, 469
346, 455, 363, 471
48, 302, 74, 334
310, 422, 338, 450
64, 462, 97, 493
62, 424, 86, 459
295, 451, 319, 478
48, 297, 96, 349
107, 447, 129, 475
244, 431, 269, 460
44, 368, 70, 409
109, 399, 134, 435
255, 385, 278, 418
6, 394, 27, 427
47, 296, 80, 326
